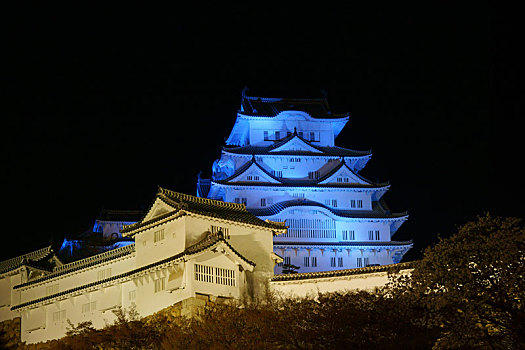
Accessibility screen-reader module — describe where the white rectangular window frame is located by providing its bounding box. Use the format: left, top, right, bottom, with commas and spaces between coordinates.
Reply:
154, 277, 166, 293
45, 284, 59, 296
52, 310, 66, 322
97, 268, 112, 281
82, 301, 97, 314
195, 264, 235, 286
154, 229, 165, 243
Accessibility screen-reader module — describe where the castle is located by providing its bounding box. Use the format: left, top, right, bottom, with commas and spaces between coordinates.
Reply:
0, 90, 412, 343
198, 89, 411, 273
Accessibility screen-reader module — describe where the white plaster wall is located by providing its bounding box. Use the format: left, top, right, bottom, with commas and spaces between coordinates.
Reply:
223, 187, 373, 211
248, 117, 335, 147
18, 255, 135, 307
270, 268, 413, 297
0, 273, 22, 322
134, 218, 185, 267
270, 272, 390, 297
274, 247, 399, 274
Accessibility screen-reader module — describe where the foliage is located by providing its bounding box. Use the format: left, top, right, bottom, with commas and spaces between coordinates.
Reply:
390, 213, 525, 349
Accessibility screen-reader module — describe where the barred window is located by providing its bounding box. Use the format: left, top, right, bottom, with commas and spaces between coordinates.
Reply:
154, 229, 165, 243
303, 257, 310, 267
215, 267, 235, 286
311, 257, 317, 267
82, 301, 97, 313
357, 258, 363, 268
45, 284, 59, 296
97, 268, 112, 281
211, 225, 230, 239
52, 310, 66, 322
195, 264, 235, 286
330, 257, 336, 267
154, 277, 166, 293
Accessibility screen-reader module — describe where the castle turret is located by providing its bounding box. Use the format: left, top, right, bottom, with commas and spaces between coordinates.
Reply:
198, 89, 412, 273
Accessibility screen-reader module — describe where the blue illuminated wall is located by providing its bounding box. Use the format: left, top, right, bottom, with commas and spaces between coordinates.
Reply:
198, 91, 412, 273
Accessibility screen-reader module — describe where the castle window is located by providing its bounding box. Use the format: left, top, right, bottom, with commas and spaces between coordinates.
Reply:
332, 200, 338, 208
338, 257, 343, 267
375, 230, 380, 240
261, 198, 266, 207
210, 225, 230, 239
308, 171, 320, 179
271, 170, 283, 178
357, 258, 363, 267
195, 264, 235, 286
337, 177, 349, 183
342, 230, 355, 240
357, 200, 363, 208
303, 257, 310, 267
246, 175, 259, 181
364, 257, 370, 267
45, 284, 59, 296
368, 230, 374, 240
311, 257, 317, 267
154, 277, 166, 293
309, 132, 315, 141
82, 301, 97, 314
330, 257, 336, 267
275, 131, 280, 140
264, 131, 269, 141
195, 264, 214, 283
154, 229, 165, 243
97, 268, 112, 281
52, 310, 66, 322
215, 267, 235, 286
234, 197, 247, 205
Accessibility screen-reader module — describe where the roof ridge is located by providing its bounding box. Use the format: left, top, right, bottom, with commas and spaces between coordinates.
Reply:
159, 187, 246, 211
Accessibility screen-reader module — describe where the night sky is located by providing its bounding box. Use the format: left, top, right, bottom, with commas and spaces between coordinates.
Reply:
1, 4, 521, 262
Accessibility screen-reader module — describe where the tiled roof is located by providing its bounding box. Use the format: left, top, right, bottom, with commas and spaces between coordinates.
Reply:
12, 231, 254, 311
122, 188, 287, 234
0, 246, 54, 275
14, 244, 136, 289
240, 89, 347, 119
273, 241, 413, 248
222, 132, 371, 157
250, 198, 408, 219
215, 156, 387, 189
271, 262, 413, 282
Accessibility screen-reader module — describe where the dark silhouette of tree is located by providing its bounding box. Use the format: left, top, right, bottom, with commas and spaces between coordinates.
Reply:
390, 214, 525, 349
281, 263, 300, 274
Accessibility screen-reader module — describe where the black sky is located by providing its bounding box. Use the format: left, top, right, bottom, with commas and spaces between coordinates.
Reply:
1, 4, 521, 261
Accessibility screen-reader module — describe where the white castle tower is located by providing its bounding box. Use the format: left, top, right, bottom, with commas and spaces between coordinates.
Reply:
197, 89, 412, 273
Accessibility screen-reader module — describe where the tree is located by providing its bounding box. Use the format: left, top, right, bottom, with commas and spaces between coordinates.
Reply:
391, 214, 525, 349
